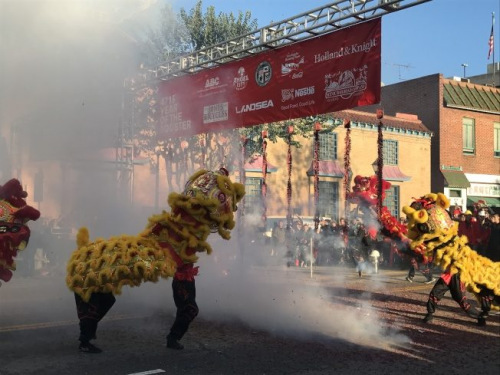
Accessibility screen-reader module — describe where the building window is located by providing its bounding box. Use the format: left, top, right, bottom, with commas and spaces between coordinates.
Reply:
383, 139, 398, 165
383, 185, 400, 219
494, 122, 500, 157
244, 177, 262, 214
449, 189, 462, 198
462, 117, 475, 154
316, 133, 337, 160
317, 181, 339, 219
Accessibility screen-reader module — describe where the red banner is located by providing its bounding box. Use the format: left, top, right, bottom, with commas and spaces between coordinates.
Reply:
157, 18, 381, 139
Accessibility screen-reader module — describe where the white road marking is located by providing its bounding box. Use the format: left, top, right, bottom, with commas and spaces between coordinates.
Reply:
127, 370, 166, 375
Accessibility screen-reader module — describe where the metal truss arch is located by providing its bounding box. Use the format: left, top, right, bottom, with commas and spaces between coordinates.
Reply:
127, 0, 431, 88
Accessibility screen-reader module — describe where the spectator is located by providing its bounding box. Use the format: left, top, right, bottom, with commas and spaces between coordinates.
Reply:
476, 210, 491, 256
405, 256, 435, 284
271, 221, 286, 257
485, 213, 500, 262
458, 211, 479, 250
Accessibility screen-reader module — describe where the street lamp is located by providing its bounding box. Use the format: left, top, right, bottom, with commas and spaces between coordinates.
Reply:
461, 63, 468, 78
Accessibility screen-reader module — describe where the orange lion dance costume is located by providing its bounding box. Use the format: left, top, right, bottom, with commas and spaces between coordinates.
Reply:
66, 168, 245, 352
0, 178, 40, 284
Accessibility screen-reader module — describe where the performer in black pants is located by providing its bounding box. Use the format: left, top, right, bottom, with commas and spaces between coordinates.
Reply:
167, 278, 199, 350
423, 270, 484, 325
74, 292, 116, 353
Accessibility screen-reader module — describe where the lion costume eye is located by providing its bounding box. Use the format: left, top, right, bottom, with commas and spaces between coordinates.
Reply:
417, 223, 430, 233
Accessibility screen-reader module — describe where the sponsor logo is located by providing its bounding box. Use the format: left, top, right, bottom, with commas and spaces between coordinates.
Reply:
255, 61, 272, 87
281, 54, 305, 79
236, 99, 274, 114
205, 77, 220, 89
233, 67, 249, 91
314, 38, 378, 63
203, 102, 228, 124
324, 67, 368, 101
281, 86, 315, 102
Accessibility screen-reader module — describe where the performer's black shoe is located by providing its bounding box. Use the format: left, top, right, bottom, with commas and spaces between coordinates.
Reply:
423, 313, 434, 323
477, 312, 488, 326
167, 335, 184, 350
79, 342, 102, 354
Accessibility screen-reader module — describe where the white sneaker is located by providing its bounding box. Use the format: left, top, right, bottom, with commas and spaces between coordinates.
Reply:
424, 278, 437, 284
405, 276, 413, 283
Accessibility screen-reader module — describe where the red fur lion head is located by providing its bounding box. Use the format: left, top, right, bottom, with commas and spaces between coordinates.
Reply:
348, 175, 391, 206
0, 179, 40, 282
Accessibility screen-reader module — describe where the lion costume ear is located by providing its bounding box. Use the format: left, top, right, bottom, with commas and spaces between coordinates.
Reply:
436, 193, 450, 209
402, 206, 415, 216
233, 182, 245, 204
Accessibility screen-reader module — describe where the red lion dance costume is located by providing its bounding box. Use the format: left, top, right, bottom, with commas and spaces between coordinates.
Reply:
0, 178, 40, 284
66, 168, 245, 353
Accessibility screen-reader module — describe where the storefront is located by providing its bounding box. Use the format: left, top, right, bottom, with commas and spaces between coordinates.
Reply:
465, 173, 500, 213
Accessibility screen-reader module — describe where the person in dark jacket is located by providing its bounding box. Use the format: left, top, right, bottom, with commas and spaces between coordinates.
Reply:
485, 213, 500, 262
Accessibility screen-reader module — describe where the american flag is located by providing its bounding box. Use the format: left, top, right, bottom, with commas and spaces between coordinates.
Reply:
488, 25, 494, 59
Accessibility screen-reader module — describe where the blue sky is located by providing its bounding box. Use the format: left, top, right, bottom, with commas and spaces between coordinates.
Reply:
171, 0, 500, 85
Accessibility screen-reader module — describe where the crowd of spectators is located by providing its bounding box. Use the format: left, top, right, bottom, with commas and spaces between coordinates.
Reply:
452, 205, 500, 262
268, 203, 500, 270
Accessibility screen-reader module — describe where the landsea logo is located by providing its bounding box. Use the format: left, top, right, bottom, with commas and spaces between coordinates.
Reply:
236, 100, 274, 113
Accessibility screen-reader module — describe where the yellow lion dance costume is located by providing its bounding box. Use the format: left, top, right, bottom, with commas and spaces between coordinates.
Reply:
403, 193, 500, 317
67, 168, 245, 300
66, 168, 245, 352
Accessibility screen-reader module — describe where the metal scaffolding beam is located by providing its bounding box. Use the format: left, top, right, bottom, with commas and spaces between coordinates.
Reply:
127, 0, 431, 88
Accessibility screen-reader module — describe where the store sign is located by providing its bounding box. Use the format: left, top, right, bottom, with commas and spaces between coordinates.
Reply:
156, 18, 381, 139
468, 183, 500, 197
449, 197, 464, 207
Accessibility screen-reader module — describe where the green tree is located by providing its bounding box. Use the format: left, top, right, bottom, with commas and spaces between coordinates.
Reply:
179, 1, 257, 52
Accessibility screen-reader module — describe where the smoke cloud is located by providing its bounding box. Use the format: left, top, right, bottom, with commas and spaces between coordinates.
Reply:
0, 0, 409, 353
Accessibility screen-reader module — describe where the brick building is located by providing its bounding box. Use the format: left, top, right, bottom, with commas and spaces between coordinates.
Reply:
358, 74, 500, 212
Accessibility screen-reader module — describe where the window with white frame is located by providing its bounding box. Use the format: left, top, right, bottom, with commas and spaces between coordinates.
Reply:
383, 185, 400, 219
316, 133, 337, 160
494, 122, 500, 157
244, 177, 263, 214
463, 117, 475, 154
383, 139, 398, 165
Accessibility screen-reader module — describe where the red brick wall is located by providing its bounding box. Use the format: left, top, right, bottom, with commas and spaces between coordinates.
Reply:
441, 106, 500, 174
358, 74, 500, 192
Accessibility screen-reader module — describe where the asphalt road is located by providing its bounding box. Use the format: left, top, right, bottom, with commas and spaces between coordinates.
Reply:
1, 264, 499, 375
